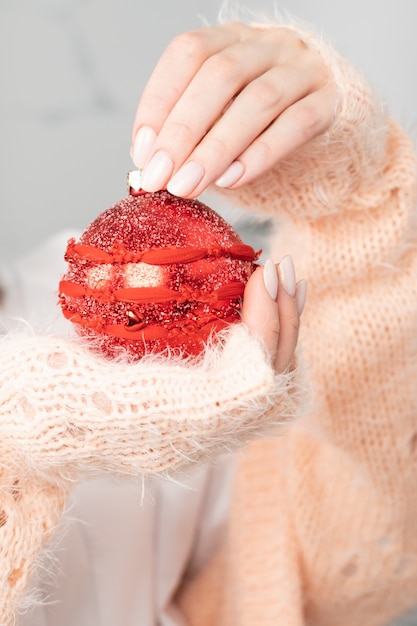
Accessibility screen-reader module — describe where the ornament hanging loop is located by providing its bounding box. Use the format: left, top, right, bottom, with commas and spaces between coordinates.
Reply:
127, 170, 144, 196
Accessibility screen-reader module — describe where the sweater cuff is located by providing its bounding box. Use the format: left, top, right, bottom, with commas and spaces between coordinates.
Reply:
0, 324, 306, 481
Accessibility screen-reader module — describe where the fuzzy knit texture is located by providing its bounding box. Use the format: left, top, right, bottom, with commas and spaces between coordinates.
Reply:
1, 21, 417, 626
175, 22, 417, 626
0, 324, 302, 624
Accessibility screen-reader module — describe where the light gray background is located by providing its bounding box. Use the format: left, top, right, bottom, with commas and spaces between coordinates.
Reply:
1, 0, 417, 262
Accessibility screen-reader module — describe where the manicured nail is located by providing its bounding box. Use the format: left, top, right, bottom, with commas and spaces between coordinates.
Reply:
140, 151, 174, 192
167, 161, 204, 197
278, 255, 296, 297
215, 161, 244, 188
131, 126, 157, 169
263, 258, 278, 300
295, 279, 308, 316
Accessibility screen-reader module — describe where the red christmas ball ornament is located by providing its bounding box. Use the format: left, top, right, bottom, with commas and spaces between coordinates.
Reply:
59, 181, 260, 359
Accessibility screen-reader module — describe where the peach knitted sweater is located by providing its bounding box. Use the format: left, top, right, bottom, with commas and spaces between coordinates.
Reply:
176, 25, 417, 626
1, 24, 416, 626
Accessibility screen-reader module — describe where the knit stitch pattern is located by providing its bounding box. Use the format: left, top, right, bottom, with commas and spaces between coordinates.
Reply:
176, 22, 417, 626
0, 324, 302, 624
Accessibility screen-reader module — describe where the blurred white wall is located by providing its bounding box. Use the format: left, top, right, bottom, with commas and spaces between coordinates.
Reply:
1, 0, 417, 262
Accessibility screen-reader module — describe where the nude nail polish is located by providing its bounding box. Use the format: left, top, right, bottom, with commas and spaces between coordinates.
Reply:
278, 255, 296, 297
296, 279, 308, 316
167, 162, 204, 197
215, 161, 244, 188
131, 126, 157, 169
263, 258, 278, 300
140, 151, 174, 192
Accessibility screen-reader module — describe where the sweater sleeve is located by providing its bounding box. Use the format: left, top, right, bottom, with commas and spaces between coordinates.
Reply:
177, 24, 417, 626
215, 24, 417, 294
0, 324, 302, 481
0, 323, 303, 624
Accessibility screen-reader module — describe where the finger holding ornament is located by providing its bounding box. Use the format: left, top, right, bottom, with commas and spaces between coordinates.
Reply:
130, 24, 243, 169
241, 256, 307, 374
213, 81, 338, 193
275, 257, 307, 375
131, 23, 337, 197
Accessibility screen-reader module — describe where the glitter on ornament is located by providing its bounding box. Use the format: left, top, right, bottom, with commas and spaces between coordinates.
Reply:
59, 182, 260, 359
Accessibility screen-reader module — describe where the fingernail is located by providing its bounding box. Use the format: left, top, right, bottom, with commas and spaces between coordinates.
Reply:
263, 258, 278, 300
131, 126, 157, 169
141, 151, 174, 192
278, 255, 296, 297
215, 161, 244, 188
296, 279, 308, 316
167, 161, 204, 197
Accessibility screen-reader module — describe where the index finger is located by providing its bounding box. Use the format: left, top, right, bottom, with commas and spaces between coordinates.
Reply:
131, 25, 241, 144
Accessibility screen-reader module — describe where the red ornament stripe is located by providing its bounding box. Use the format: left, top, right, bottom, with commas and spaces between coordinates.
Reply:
64, 239, 260, 266
61, 306, 235, 342
104, 317, 233, 341
59, 280, 246, 306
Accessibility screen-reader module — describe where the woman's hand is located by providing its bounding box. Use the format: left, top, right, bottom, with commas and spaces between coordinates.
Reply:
131, 22, 339, 198
242, 256, 307, 374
